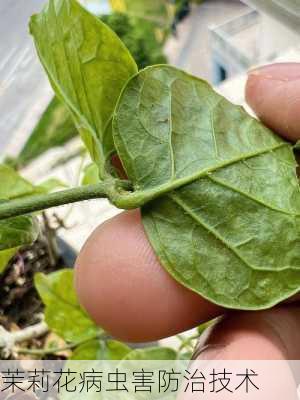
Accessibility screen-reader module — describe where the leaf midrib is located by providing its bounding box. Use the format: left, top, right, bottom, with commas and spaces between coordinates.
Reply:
124, 141, 289, 207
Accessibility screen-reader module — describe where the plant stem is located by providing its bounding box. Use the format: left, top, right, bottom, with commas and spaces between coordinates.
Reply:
0, 182, 117, 221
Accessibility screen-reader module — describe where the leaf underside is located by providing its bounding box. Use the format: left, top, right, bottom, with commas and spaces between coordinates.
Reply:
114, 65, 300, 309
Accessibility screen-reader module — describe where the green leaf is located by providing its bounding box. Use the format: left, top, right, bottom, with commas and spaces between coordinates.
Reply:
0, 164, 35, 200
123, 346, 177, 361
35, 269, 100, 342
35, 178, 68, 193
0, 247, 19, 274
30, 0, 138, 176
0, 216, 39, 251
71, 339, 131, 360
81, 163, 100, 186
17, 96, 77, 167
0, 165, 39, 258
113, 65, 300, 310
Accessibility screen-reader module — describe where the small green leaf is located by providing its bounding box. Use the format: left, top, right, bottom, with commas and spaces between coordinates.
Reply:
35, 270, 100, 342
30, 0, 138, 176
123, 346, 177, 361
114, 65, 300, 310
0, 164, 35, 200
0, 247, 19, 274
0, 216, 39, 251
35, 178, 68, 193
71, 339, 131, 360
17, 96, 77, 167
81, 163, 100, 186
0, 165, 39, 256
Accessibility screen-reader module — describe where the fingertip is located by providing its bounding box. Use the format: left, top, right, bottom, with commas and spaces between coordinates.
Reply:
75, 210, 221, 342
195, 306, 300, 360
246, 63, 300, 141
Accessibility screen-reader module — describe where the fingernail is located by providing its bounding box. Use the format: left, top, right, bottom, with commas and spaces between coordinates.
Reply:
248, 63, 300, 82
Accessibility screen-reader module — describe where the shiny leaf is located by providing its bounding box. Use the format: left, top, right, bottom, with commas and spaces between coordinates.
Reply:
114, 65, 300, 310
30, 0, 138, 174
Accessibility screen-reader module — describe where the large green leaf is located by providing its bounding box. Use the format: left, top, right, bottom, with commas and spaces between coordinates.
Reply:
17, 96, 76, 168
113, 65, 300, 310
35, 270, 101, 342
30, 0, 138, 175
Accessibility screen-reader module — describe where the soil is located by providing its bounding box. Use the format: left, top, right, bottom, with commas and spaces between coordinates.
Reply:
0, 237, 63, 330
0, 215, 76, 359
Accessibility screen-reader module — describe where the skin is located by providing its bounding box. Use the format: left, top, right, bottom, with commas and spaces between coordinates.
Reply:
76, 63, 300, 362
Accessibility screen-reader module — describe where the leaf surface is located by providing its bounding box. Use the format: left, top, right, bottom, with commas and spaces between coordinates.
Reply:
35, 270, 101, 342
0, 216, 39, 252
0, 164, 40, 268
30, 0, 137, 175
0, 247, 19, 274
71, 339, 131, 360
0, 164, 35, 200
17, 96, 76, 167
81, 163, 100, 186
35, 178, 68, 193
114, 65, 300, 309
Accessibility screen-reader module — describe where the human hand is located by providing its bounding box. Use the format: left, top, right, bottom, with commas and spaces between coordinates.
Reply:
75, 62, 300, 361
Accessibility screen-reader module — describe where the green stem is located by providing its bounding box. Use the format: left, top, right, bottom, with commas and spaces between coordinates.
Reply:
0, 182, 118, 221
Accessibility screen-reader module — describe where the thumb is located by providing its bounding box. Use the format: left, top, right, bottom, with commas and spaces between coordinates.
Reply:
246, 63, 300, 142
